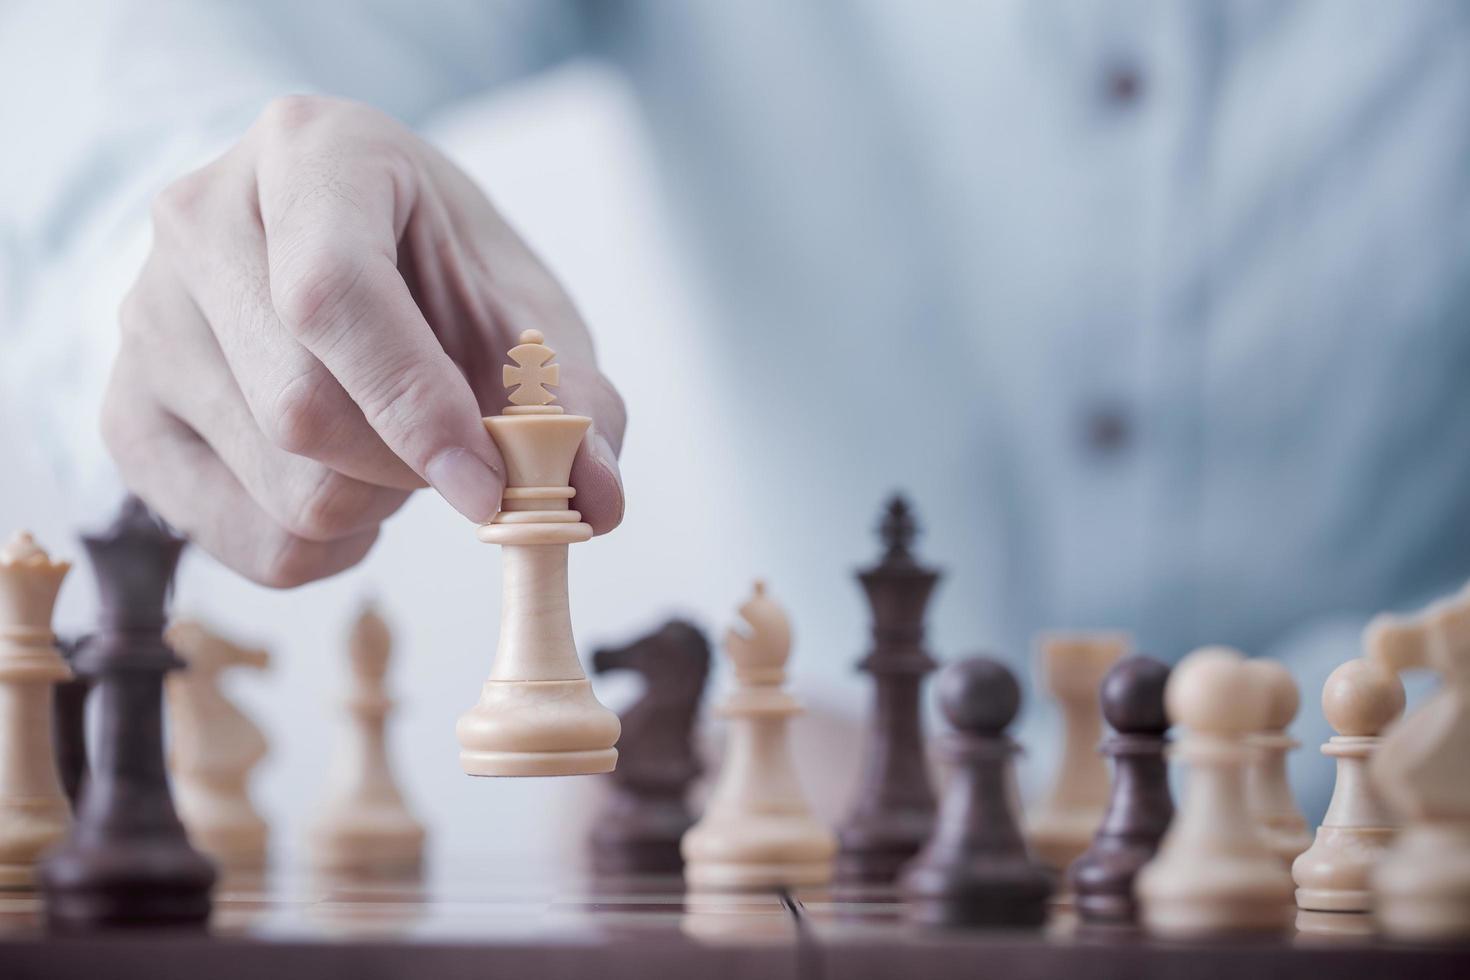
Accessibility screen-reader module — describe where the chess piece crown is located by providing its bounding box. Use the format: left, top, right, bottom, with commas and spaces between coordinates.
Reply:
0, 532, 71, 678
476, 329, 592, 547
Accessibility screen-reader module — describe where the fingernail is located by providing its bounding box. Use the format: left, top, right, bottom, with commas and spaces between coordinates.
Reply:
590, 432, 620, 473
426, 449, 502, 523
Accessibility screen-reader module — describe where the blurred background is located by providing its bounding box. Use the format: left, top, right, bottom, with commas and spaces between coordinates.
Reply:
3, 1, 1468, 875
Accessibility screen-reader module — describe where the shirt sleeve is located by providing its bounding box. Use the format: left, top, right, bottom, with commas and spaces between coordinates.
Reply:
0, 0, 586, 511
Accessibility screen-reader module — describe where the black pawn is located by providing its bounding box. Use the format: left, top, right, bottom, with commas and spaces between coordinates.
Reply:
837, 496, 941, 886
38, 497, 216, 927
589, 620, 711, 875
900, 657, 1053, 928
1069, 655, 1173, 925
51, 635, 91, 809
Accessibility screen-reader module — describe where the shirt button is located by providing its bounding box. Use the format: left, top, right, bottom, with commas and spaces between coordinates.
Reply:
1082, 404, 1133, 457
1103, 62, 1144, 106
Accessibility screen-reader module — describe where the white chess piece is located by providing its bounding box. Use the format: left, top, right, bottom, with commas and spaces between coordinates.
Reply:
0, 532, 72, 889
1026, 632, 1130, 874
165, 620, 271, 871
1137, 646, 1295, 936
1243, 659, 1312, 865
682, 581, 836, 890
456, 329, 620, 777
1291, 656, 1404, 912
1366, 582, 1470, 940
309, 604, 426, 877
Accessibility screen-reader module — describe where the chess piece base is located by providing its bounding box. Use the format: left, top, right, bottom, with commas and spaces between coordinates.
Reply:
1373, 825, 1470, 941
1291, 825, 1395, 912
1027, 810, 1101, 876
1295, 909, 1376, 938
0, 863, 35, 890
835, 810, 933, 885
194, 825, 269, 873
684, 858, 833, 891
901, 859, 1054, 929
1296, 886, 1372, 912
591, 795, 695, 875
682, 813, 835, 891
38, 840, 215, 927
1139, 847, 1294, 936
457, 679, 620, 777
309, 827, 425, 878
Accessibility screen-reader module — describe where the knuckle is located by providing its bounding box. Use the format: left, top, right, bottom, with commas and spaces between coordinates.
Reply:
271, 248, 366, 343
360, 371, 434, 465
150, 168, 213, 237
265, 369, 336, 456
258, 94, 333, 137
285, 471, 368, 542
256, 531, 320, 589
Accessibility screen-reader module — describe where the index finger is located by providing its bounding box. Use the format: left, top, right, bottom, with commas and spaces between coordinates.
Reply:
255, 113, 504, 522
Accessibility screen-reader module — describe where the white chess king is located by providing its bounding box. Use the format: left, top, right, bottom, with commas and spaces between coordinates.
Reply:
455, 329, 620, 777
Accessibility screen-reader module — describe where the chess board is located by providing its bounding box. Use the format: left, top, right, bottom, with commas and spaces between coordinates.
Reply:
3, 865, 1468, 980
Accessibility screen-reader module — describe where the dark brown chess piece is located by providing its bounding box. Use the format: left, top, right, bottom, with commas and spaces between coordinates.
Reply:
1069, 655, 1173, 925
38, 497, 216, 927
51, 635, 91, 809
589, 620, 711, 875
836, 496, 941, 886
900, 656, 1053, 928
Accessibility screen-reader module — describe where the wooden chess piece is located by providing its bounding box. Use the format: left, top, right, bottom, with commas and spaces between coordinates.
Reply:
589, 619, 711, 875
37, 498, 216, 926
682, 581, 836, 890
51, 635, 90, 809
456, 329, 620, 777
1026, 632, 1130, 875
836, 495, 941, 886
900, 656, 1053, 928
1243, 658, 1312, 865
1291, 656, 1404, 912
309, 604, 426, 878
1365, 582, 1470, 940
0, 532, 73, 889
166, 620, 271, 872
1070, 655, 1174, 925
1136, 646, 1294, 937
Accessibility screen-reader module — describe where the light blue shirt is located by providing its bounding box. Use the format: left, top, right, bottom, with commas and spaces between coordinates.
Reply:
3, 0, 1468, 819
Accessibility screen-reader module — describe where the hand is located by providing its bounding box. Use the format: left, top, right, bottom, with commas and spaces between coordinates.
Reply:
103, 96, 625, 587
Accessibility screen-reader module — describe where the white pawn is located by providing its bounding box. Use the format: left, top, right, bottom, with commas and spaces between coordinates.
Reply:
309, 604, 426, 878
1137, 646, 1295, 936
1291, 657, 1405, 912
1243, 659, 1312, 865
682, 581, 835, 890
1367, 582, 1470, 940
0, 532, 72, 889
165, 620, 271, 871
